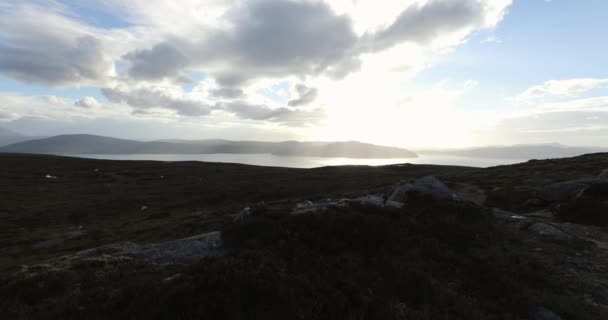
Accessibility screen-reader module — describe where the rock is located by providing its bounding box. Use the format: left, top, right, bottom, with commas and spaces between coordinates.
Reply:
493, 208, 527, 222
598, 168, 608, 181
532, 306, 562, 320
449, 182, 486, 205
163, 273, 183, 283
557, 179, 608, 225
528, 223, 571, 239
234, 207, 252, 222
32, 230, 87, 249
385, 200, 405, 209
387, 176, 457, 203
350, 195, 385, 208
525, 208, 554, 219
65, 231, 223, 264
139, 231, 223, 263
295, 201, 313, 209
291, 199, 350, 215
537, 181, 588, 203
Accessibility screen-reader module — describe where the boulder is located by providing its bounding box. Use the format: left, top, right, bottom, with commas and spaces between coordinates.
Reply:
598, 168, 608, 181
557, 179, 608, 225
537, 181, 588, 203
387, 176, 457, 203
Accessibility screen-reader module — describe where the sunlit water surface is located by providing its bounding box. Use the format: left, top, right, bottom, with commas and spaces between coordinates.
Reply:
73, 153, 527, 168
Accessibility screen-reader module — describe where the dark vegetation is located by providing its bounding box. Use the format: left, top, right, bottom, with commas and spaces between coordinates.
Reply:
1, 153, 608, 319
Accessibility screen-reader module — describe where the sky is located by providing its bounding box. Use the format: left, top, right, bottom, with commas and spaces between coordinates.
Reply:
1, 0, 608, 148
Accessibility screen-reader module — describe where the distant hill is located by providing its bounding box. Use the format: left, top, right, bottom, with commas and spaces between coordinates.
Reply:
0, 134, 418, 159
418, 143, 608, 160
0, 127, 39, 147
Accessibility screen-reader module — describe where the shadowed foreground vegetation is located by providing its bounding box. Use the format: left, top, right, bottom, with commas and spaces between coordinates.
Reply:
1, 153, 608, 319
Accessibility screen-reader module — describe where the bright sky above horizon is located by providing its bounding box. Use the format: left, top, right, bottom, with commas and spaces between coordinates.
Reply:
1, 0, 608, 148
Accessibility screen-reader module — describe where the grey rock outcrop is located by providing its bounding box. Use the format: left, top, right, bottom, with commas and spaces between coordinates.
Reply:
63, 231, 223, 264
350, 195, 386, 208
387, 176, 457, 203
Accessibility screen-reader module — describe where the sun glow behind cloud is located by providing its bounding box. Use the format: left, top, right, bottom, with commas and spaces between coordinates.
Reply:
3, 0, 608, 148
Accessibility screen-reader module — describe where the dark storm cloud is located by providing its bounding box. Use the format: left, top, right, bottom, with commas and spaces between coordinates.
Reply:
102, 87, 213, 117
288, 84, 318, 107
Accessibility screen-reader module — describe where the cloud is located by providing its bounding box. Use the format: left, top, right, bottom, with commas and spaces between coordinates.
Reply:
480, 34, 502, 44
123, 41, 191, 81
0, 91, 130, 122
481, 110, 608, 147
211, 87, 244, 99
288, 84, 318, 107
0, 3, 118, 86
102, 86, 213, 116
0, 109, 19, 122
515, 78, 608, 101
75, 96, 101, 108
360, 0, 486, 52
0, 0, 513, 132
124, 0, 359, 85
124, 0, 510, 86
224, 101, 324, 126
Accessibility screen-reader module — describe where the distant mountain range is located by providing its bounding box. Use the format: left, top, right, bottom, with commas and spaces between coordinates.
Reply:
0, 127, 41, 147
2, 128, 606, 161
0, 134, 418, 159
417, 143, 608, 160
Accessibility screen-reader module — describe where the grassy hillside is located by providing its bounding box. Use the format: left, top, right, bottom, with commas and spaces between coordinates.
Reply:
1, 153, 608, 319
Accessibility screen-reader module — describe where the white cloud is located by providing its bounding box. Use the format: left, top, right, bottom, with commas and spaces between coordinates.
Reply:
480, 34, 502, 44
0, 91, 130, 121
75, 96, 101, 109
514, 78, 608, 101
0, 0, 515, 141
